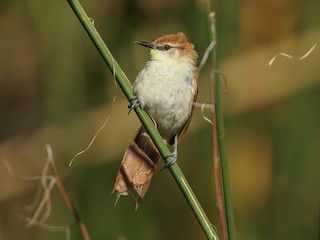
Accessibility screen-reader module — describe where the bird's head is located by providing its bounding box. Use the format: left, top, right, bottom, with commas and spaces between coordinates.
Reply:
135, 32, 198, 64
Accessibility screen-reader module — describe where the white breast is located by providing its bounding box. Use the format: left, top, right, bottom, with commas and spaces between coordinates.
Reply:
133, 59, 195, 141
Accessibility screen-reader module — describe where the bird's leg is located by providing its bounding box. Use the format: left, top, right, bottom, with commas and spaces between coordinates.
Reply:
128, 96, 141, 114
162, 135, 178, 169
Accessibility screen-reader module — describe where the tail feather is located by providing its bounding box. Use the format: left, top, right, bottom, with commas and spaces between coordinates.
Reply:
113, 127, 160, 210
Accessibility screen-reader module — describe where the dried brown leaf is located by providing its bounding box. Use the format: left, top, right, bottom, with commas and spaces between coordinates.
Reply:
113, 127, 160, 210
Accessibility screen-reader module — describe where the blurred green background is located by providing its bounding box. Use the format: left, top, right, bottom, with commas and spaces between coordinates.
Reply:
0, 0, 319, 239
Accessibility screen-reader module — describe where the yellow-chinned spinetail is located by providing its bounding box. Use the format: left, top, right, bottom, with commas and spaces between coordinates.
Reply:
113, 32, 198, 209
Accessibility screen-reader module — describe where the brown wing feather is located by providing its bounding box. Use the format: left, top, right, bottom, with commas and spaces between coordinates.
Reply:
169, 69, 198, 145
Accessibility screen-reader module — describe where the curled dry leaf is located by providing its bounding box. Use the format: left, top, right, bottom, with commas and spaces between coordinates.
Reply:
113, 127, 160, 210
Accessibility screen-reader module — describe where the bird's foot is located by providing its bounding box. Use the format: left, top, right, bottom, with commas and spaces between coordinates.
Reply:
162, 152, 177, 170
128, 96, 141, 114
161, 135, 178, 170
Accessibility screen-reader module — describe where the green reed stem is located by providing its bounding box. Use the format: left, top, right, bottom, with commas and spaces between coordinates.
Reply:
66, 0, 220, 239
206, 4, 237, 240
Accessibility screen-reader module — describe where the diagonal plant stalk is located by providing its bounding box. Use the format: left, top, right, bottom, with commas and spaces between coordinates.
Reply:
66, 0, 220, 239
206, 4, 237, 240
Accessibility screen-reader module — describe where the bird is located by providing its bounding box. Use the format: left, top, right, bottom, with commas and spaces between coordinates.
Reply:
113, 32, 198, 209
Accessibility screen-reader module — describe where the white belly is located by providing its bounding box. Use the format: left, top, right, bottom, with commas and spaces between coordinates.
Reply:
133, 60, 195, 141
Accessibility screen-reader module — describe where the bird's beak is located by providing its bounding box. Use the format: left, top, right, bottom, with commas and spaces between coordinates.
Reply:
134, 41, 155, 49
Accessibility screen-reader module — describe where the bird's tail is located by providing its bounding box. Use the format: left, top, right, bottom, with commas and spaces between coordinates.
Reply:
112, 126, 160, 210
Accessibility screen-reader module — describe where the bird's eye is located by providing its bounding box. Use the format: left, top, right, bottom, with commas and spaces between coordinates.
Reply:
163, 45, 171, 50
